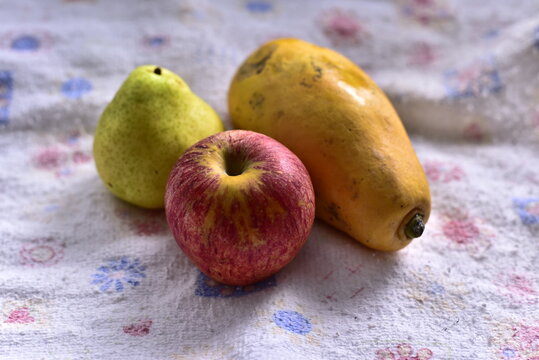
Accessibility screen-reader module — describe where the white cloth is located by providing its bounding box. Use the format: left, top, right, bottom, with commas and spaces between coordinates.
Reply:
1, 1, 538, 359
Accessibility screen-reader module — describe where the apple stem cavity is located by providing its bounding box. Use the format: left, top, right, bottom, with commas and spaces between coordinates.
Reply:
224, 152, 246, 177
404, 213, 425, 239
154, 67, 162, 75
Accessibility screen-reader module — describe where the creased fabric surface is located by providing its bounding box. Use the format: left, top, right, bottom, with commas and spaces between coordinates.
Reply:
1, 1, 538, 359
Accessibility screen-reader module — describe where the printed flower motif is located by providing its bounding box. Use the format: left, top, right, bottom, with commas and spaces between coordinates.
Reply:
4, 307, 35, 324
494, 321, 539, 359
404, 265, 468, 315
409, 42, 437, 67
245, 0, 273, 14
462, 123, 485, 142
0, 31, 53, 52
496, 272, 538, 305
399, 0, 454, 26
443, 219, 479, 244
114, 203, 167, 236
141, 35, 170, 50
514, 198, 539, 225
123, 319, 152, 336
251, 299, 322, 346
429, 210, 494, 258
423, 160, 464, 183
0, 70, 13, 125
376, 343, 433, 360
61, 78, 92, 99
319, 8, 366, 46
20, 237, 64, 267
272, 310, 312, 335
195, 271, 276, 297
444, 56, 503, 99
33, 147, 68, 170
91, 257, 146, 292
31, 132, 93, 178
1, 299, 49, 328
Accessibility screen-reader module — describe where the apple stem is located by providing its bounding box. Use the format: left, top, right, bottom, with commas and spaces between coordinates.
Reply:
224, 152, 246, 176
404, 213, 425, 239
154, 67, 162, 75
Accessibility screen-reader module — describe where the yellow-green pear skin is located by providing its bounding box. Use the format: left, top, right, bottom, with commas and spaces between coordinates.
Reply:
93, 65, 224, 209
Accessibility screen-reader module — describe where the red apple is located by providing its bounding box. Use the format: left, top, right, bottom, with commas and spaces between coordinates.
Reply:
165, 130, 315, 286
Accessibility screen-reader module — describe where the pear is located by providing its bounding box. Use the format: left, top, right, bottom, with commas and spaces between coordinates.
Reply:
94, 65, 224, 209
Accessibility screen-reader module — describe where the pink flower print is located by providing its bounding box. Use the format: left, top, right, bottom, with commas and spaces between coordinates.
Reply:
123, 319, 152, 336
33, 147, 68, 170
494, 321, 539, 359
32, 133, 93, 177
130, 219, 166, 236
443, 219, 480, 245
20, 237, 64, 267
409, 42, 437, 67
4, 307, 35, 324
423, 161, 464, 183
115, 204, 167, 236
432, 212, 493, 257
463, 123, 484, 142
505, 274, 537, 298
513, 325, 539, 352
319, 9, 365, 46
72, 150, 92, 164
376, 343, 433, 360
400, 0, 454, 26
414, 0, 434, 5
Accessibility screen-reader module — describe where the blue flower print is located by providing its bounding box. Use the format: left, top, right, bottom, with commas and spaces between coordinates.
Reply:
444, 56, 503, 98
61, 78, 92, 99
0, 71, 13, 125
273, 310, 312, 335
91, 257, 146, 292
11, 35, 40, 51
246, 1, 273, 13
514, 198, 539, 225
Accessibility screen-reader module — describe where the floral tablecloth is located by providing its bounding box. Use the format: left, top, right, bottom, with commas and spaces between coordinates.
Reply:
1, 1, 538, 359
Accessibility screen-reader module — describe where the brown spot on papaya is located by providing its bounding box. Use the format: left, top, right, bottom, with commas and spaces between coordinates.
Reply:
311, 60, 323, 81
274, 110, 285, 119
300, 79, 313, 88
352, 177, 364, 186
235, 44, 277, 81
325, 202, 351, 231
327, 202, 342, 222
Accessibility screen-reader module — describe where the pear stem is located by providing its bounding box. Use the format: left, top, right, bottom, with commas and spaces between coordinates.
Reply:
404, 213, 425, 239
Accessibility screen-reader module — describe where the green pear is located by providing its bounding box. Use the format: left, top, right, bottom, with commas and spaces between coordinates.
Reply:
93, 65, 224, 209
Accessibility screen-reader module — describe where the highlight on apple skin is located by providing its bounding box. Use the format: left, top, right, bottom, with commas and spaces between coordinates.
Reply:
165, 130, 316, 286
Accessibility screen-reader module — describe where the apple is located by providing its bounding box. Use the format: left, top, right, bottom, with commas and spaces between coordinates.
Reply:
165, 130, 315, 286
